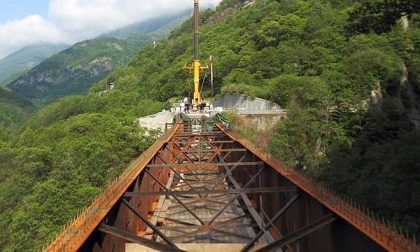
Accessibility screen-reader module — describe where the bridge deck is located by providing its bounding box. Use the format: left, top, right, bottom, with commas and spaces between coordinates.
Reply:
152, 171, 259, 243
44, 121, 418, 252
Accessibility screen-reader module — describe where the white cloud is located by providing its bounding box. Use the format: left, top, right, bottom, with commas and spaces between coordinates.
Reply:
0, 0, 222, 59
0, 15, 68, 58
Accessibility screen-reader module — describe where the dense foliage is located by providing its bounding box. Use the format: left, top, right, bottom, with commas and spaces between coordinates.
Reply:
92, 0, 419, 238
0, 12, 187, 252
0, 92, 163, 251
0, 0, 419, 250
0, 116, 158, 251
347, 0, 420, 35
0, 87, 35, 129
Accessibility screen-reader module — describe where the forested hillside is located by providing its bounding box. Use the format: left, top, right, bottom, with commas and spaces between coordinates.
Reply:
7, 13, 188, 106
0, 0, 419, 250
0, 43, 68, 85
0, 87, 35, 129
9, 37, 142, 106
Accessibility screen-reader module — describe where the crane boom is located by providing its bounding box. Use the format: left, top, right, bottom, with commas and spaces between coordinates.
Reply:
193, 0, 201, 106
184, 0, 208, 107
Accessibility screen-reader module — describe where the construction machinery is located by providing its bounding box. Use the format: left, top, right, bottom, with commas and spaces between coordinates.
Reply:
184, 0, 209, 108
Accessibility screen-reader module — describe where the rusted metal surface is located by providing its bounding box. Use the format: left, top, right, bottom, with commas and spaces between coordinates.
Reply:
256, 215, 337, 252
43, 121, 419, 252
44, 124, 181, 252
217, 123, 419, 252
150, 170, 263, 244
124, 187, 297, 196
98, 224, 183, 252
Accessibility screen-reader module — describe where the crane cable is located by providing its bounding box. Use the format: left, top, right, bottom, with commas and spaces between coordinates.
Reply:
182, 64, 208, 100
200, 70, 208, 95
182, 68, 193, 96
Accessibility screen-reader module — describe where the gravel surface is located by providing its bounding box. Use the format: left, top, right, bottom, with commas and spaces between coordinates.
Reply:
138, 110, 176, 131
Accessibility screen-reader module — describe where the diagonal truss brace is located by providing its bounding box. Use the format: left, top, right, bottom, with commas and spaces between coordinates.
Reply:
155, 153, 196, 190
98, 224, 185, 252
208, 166, 266, 225
145, 169, 205, 225
241, 194, 301, 252
124, 187, 297, 197
121, 199, 179, 249
256, 215, 336, 252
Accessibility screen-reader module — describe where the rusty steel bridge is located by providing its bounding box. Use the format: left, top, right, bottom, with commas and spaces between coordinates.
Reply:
44, 117, 418, 252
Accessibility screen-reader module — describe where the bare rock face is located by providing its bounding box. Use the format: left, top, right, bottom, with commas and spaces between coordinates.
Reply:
8, 38, 128, 102
401, 15, 409, 31
213, 93, 283, 114
10, 58, 114, 99
206, 6, 240, 25
206, 0, 253, 25
370, 82, 383, 104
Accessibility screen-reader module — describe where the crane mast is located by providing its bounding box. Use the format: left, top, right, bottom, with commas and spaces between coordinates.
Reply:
193, 0, 200, 106
185, 0, 208, 107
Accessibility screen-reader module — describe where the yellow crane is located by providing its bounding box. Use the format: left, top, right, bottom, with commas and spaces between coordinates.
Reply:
184, 0, 208, 108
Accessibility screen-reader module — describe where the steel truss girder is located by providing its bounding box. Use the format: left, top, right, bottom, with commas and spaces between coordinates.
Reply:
208, 153, 248, 189
208, 166, 266, 225
167, 145, 196, 164
169, 135, 230, 161
121, 199, 179, 249
155, 153, 196, 190
144, 169, 206, 225
98, 224, 185, 252
124, 187, 297, 197
217, 151, 278, 244
168, 140, 235, 144
256, 215, 336, 252
171, 148, 247, 153
147, 162, 264, 168
225, 166, 274, 240
174, 132, 225, 137
241, 194, 301, 252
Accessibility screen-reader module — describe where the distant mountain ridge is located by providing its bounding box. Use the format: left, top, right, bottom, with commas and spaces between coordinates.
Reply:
0, 43, 69, 85
102, 11, 190, 39
8, 12, 189, 105
9, 37, 134, 105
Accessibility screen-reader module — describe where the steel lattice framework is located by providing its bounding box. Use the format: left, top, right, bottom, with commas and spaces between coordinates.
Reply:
44, 120, 419, 252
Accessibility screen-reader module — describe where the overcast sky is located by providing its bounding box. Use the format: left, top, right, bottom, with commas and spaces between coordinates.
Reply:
0, 0, 222, 60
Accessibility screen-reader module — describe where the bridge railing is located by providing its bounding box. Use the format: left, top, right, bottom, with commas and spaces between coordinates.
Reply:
287, 170, 418, 252
217, 124, 419, 252
43, 124, 181, 252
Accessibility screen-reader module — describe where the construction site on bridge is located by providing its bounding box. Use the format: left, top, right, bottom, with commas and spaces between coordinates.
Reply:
43, 0, 419, 251
45, 114, 418, 252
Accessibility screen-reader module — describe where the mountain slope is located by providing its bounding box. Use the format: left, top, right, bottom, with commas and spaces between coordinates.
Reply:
0, 87, 35, 128
0, 0, 419, 251
8, 13, 188, 105
103, 11, 190, 39
9, 37, 139, 105
0, 43, 68, 85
